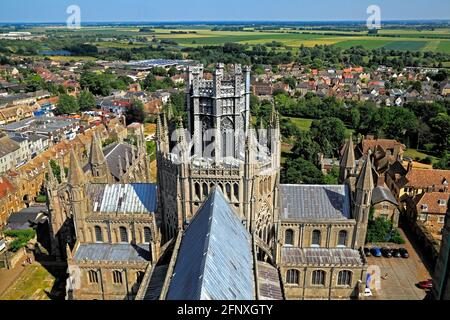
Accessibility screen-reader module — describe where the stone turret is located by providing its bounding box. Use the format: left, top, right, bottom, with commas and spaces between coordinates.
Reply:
339, 136, 356, 184
89, 133, 112, 183
68, 149, 88, 242
352, 151, 374, 249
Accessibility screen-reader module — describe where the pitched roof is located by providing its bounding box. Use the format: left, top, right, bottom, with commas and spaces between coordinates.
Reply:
361, 138, 405, 156
87, 183, 157, 214
357, 154, 374, 191
415, 192, 449, 215
67, 149, 86, 186
88, 132, 106, 165
103, 142, 134, 181
372, 186, 398, 206
280, 185, 351, 221
340, 137, 355, 169
166, 188, 255, 300
0, 134, 20, 157
406, 168, 450, 190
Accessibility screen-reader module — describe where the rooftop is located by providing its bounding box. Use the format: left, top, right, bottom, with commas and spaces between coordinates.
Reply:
73, 243, 150, 262
166, 188, 255, 300
87, 183, 158, 214
281, 247, 364, 267
280, 184, 351, 221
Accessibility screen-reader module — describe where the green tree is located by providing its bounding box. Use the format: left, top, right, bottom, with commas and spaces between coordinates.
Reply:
125, 100, 145, 124
57, 94, 79, 115
310, 117, 346, 157
430, 114, 450, 156
77, 90, 96, 111
281, 158, 324, 184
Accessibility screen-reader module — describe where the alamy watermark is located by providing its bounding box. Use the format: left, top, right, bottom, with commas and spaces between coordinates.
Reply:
66, 5, 81, 29
367, 5, 382, 30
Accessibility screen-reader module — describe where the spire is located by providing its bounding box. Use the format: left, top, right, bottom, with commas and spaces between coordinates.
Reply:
357, 151, 374, 191
68, 149, 86, 187
340, 135, 356, 170
89, 132, 106, 166
269, 103, 279, 128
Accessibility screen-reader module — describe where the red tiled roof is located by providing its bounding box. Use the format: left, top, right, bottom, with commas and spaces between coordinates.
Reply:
406, 168, 450, 189
415, 192, 450, 215
0, 176, 16, 198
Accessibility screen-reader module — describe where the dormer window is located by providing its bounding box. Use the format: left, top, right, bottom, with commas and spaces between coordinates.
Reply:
421, 204, 428, 211
438, 199, 447, 206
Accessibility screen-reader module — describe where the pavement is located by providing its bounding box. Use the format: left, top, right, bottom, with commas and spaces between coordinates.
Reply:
0, 255, 28, 297
365, 229, 431, 300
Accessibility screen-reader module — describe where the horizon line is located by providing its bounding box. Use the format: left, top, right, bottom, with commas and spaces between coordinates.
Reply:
1, 19, 450, 25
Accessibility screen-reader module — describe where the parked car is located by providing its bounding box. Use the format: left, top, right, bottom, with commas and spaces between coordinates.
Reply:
392, 249, 402, 258
371, 247, 382, 257
418, 279, 433, 290
399, 248, 409, 259
364, 247, 372, 257
381, 248, 393, 258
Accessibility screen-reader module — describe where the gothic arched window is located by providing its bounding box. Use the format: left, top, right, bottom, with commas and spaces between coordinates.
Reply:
312, 230, 321, 247
194, 183, 201, 200
233, 183, 239, 201
221, 117, 234, 158
88, 270, 98, 284
286, 269, 299, 285
119, 227, 128, 243
312, 270, 326, 286
337, 270, 352, 286
94, 226, 103, 243
338, 230, 348, 247
144, 227, 152, 244
113, 270, 123, 284
285, 229, 294, 246
202, 183, 208, 198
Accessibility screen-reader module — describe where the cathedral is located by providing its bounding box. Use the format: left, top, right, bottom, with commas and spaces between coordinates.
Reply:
56, 64, 375, 300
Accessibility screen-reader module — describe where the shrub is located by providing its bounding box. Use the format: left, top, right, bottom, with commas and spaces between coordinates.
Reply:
4, 229, 36, 252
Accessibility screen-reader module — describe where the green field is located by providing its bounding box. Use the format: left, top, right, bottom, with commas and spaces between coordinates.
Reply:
21, 25, 450, 54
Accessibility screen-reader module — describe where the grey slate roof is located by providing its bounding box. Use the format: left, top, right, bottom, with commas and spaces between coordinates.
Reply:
73, 243, 150, 262
280, 185, 351, 221
87, 183, 157, 214
281, 247, 364, 267
372, 186, 398, 206
103, 142, 134, 181
166, 188, 255, 300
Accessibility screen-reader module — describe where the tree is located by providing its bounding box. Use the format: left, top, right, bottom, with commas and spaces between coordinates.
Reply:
292, 132, 321, 163
125, 100, 145, 124
281, 158, 324, 185
57, 94, 79, 115
77, 90, 96, 111
310, 117, 346, 157
430, 114, 450, 156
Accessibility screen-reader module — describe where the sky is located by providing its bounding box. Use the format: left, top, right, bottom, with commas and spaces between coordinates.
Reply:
0, 0, 449, 23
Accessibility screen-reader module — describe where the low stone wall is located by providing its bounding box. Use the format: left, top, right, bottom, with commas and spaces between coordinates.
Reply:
0, 247, 27, 269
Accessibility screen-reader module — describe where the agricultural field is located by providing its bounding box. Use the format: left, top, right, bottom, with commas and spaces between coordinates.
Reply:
22, 26, 450, 54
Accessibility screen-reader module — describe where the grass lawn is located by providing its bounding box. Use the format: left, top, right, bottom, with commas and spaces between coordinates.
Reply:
404, 148, 440, 164
288, 117, 354, 138
0, 264, 56, 300
288, 117, 313, 131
